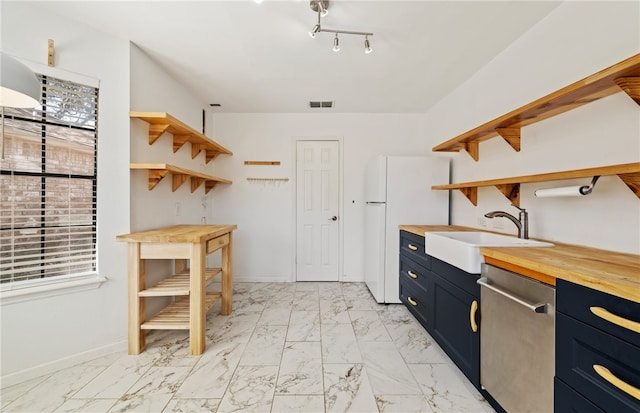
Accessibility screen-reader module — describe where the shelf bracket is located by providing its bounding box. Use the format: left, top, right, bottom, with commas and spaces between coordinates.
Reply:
463, 141, 479, 161
147, 170, 169, 190
495, 127, 521, 152
495, 183, 520, 207
618, 172, 640, 198
172, 174, 188, 192
191, 177, 205, 193
205, 149, 221, 164
614, 77, 640, 106
148, 124, 171, 144
458, 187, 478, 206
191, 143, 205, 159
205, 181, 218, 194
173, 134, 191, 153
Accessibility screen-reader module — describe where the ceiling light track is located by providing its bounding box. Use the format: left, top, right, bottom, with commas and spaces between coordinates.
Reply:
308, 0, 374, 54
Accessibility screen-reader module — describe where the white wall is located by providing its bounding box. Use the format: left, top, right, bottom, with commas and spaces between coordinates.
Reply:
424, 1, 640, 253
209, 113, 435, 281
130, 44, 212, 231
129, 44, 214, 317
1, 3, 130, 382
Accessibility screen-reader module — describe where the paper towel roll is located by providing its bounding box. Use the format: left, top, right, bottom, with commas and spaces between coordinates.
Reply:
534, 186, 587, 197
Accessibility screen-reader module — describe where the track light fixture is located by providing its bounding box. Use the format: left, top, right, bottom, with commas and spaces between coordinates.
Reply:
309, 24, 320, 38
364, 35, 372, 54
308, 0, 374, 54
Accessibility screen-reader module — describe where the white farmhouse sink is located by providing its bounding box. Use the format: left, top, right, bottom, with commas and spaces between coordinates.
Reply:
425, 231, 554, 274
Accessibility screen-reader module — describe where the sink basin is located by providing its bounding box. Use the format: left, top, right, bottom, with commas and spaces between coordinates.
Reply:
425, 231, 553, 274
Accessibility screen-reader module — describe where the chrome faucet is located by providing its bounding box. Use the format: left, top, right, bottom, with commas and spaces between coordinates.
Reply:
484, 205, 529, 239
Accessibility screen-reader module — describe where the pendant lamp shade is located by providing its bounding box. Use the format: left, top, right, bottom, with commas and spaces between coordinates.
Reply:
0, 52, 40, 108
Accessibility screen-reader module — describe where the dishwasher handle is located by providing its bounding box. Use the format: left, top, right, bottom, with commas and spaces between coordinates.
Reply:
477, 277, 548, 313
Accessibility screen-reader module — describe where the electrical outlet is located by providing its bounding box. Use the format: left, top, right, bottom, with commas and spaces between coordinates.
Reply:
477, 217, 487, 227
493, 217, 504, 229
175, 202, 182, 217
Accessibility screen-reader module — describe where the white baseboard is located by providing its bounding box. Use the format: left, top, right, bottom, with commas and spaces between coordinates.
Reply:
1, 340, 127, 389
232, 275, 292, 283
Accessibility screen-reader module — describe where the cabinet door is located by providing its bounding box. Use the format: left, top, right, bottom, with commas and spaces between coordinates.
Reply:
557, 279, 640, 347
399, 230, 430, 268
431, 272, 480, 388
555, 378, 606, 413
556, 313, 640, 413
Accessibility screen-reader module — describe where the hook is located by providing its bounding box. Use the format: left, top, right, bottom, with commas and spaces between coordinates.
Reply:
579, 176, 600, 195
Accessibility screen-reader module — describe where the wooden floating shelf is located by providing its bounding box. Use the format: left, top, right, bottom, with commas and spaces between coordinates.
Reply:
432, 53, 640, 161
130, 112, 232, 163
131, 163, 232, 194
432, 162, 640, 206
138, 268, 221, 297
140, 292, 221, 330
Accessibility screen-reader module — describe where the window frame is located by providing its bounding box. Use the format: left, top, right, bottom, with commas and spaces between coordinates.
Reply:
0, 62, 106, 305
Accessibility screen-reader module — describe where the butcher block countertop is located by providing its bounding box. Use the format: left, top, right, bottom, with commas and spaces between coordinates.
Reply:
399, 225, 640, 303
116, 224, 237, 244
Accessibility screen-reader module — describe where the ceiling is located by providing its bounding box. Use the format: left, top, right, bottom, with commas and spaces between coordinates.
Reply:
39, 1, 561, 113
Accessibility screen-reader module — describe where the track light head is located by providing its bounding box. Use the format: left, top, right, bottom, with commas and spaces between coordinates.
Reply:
364, 36, 373, 54
332, 34, 340, 52
309, 24, 320, 38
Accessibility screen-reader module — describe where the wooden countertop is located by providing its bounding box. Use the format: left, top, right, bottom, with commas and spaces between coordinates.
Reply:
117, 224, 237, 244
399, 225, 640, 303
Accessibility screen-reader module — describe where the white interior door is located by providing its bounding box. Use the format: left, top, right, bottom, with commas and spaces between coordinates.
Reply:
296, 140, 340, 281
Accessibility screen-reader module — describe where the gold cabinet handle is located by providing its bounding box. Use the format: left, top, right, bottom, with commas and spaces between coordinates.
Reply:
593, 364, 640, 400
408, 297, 418, 306
408, 244, 418, 251
470, 300, 478, 333
590, 306, 640, 334
407, 270, 418, 279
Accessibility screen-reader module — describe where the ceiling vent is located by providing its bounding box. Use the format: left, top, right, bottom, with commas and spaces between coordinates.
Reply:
309, 100, 334, 108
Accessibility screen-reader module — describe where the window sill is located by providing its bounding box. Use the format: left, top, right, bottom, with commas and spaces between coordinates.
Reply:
0, 274, 108, 305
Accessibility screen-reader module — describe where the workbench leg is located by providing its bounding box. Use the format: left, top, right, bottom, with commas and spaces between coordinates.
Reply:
189, 243, 206, 355
128, 243, 145, 354
175, 258, 188, 274
221, 232, 233, 315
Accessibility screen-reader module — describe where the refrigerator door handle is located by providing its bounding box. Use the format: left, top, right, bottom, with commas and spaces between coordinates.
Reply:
365, 201, 386, 205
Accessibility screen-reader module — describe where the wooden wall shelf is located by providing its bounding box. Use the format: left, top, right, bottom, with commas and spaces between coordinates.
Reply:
131, 163, 232, 194
432, 53, 640, 161
432, 163, 640, 206
130, 112, 232, 163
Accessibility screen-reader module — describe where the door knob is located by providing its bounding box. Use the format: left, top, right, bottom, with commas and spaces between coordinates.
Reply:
329, 216, 338, 221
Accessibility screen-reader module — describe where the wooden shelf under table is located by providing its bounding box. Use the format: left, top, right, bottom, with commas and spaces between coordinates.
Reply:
141, 293, 221, 330
138, 268, 221, 297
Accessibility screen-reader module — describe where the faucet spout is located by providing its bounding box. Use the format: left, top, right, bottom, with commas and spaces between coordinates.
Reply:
484, 206, 529, 239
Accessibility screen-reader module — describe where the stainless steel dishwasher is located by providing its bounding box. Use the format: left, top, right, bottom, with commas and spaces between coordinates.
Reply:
478, 264, 555, 413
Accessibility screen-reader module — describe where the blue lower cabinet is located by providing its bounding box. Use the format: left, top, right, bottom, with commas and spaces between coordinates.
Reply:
555, 378, 605, 413
399, 274, 431, 331
399, 231, 481, 391
430, 262, 480, 388
555, 279, 640, 413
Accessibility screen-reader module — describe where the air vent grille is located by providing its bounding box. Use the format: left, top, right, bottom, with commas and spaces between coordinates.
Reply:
309, 101, 334, 108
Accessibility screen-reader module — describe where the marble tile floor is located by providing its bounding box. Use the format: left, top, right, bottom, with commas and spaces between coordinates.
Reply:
1, 282, 496, 413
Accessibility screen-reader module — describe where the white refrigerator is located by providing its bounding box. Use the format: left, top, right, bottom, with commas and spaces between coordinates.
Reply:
364, 155, 450, 303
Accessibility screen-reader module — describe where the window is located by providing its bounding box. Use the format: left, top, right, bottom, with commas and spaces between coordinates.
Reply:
0, 74, 98, 287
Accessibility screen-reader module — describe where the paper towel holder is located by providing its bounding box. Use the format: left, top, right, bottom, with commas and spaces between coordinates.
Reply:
534, 175, 600, 198
579, 175, 600, 195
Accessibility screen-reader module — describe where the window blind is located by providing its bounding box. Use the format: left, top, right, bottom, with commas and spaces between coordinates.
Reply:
0, 75, 98, 285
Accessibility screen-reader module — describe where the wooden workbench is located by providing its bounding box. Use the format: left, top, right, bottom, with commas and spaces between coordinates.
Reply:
117, 224, 237, 355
